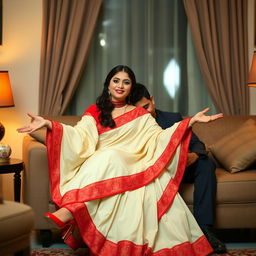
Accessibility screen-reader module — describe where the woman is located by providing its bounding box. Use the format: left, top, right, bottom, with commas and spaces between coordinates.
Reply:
18, 65, 222, 255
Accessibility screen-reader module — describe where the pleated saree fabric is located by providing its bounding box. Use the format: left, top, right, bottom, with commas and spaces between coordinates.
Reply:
46, 105, 213, 256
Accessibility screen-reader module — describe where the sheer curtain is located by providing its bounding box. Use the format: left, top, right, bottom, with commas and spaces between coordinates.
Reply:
67, 0, 215, 116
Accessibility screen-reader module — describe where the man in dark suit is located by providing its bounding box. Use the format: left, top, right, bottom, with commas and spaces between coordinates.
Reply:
131, 83, 227, 254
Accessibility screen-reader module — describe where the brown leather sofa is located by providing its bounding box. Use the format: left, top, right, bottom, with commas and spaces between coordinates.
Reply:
22, 115, 256, 246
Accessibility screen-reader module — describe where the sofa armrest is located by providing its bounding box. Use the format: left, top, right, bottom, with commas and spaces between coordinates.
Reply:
22, 135, 52, 229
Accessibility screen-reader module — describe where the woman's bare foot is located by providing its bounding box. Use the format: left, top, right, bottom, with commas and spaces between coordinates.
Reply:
52, 208, 73, 223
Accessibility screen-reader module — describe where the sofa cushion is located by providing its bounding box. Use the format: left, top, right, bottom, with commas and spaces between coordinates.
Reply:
0, 201, 34, 243
180, 168, 256, 204
192, 116, 256, 148
208, 119, 256, 173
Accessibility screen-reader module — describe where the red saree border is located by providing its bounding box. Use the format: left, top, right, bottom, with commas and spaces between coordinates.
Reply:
83, 106, 149, 135
48, 118, 192, 207
46, 121, 63, 205
66, 203, 213, 256
157, 129, 191, 220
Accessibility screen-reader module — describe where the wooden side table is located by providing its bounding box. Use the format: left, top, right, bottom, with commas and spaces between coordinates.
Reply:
0, 158, 24, 202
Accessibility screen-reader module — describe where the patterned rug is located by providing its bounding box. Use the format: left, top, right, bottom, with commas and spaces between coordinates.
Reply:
31, 248, 89, 255
31, 248, 256, 256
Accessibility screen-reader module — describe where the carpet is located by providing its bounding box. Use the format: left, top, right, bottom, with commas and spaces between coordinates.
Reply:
31, 248, 256, 255
31, 248, 89, 255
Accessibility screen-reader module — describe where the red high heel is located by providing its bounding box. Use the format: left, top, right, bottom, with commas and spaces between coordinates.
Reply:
60, 220, 76, 240
44, 212, 76, 240
45, 212, 67, 228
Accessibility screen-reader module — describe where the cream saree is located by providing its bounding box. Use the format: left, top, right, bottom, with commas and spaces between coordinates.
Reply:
46, 106, 212, 256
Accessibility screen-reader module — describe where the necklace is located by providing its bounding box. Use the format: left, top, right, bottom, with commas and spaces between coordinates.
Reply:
112, 103, 128, 118
112, 100, 126, 108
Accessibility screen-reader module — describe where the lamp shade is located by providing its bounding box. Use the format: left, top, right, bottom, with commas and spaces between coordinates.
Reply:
247, 51, 256, 87
0, 71, 15, 107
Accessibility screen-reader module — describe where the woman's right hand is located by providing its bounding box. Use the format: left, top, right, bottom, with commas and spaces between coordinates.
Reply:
17, 113, 52, 133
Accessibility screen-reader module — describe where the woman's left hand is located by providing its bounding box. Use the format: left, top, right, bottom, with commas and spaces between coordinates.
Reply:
189, 108, 223, 126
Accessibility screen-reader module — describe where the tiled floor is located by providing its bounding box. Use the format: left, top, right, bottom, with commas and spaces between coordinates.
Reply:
31, 230, 69, 249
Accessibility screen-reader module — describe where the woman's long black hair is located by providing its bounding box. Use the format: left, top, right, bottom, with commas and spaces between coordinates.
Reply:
96, 65, 137, 128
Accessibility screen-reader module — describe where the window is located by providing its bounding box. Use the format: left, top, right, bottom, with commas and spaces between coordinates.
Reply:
67, 0, 215, 116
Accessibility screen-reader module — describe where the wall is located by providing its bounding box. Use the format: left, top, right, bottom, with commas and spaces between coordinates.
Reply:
0, 0, 42, 200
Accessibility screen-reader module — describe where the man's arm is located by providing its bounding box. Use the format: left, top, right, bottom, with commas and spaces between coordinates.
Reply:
189, 133, 208, 158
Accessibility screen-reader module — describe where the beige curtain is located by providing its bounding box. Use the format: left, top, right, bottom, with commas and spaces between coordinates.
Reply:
39, 0, 102, 115
183, 0, 249, 114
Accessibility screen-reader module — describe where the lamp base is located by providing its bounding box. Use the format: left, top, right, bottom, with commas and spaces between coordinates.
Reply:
0, 143, 12, 162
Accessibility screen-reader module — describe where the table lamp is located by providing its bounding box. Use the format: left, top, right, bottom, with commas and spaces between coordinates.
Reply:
247, 51, 256, 87
0, 71, 14, 162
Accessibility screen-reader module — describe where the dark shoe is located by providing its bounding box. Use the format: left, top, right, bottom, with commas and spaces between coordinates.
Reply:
201, 226, 227, 254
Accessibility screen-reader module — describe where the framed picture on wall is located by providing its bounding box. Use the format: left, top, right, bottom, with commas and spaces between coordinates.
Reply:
0, 0, 2, 45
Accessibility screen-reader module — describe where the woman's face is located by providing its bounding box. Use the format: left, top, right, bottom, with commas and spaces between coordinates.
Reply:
108, 71, 132, 102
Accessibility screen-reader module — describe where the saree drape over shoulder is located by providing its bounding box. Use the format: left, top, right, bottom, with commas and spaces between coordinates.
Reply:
46, 105, 213, 256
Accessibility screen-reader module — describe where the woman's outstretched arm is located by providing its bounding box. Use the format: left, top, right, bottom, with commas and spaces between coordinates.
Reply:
17, 113, 52, 133
189, 108, 223, 127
